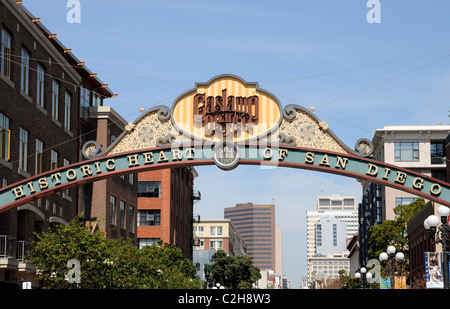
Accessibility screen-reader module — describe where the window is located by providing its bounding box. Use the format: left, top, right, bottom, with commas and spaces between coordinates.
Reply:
333, 224, 337, 246
210, 226, 223, 236
64, 91, 71, 130
110, 195, 116, 225
138, 209, 161, 226
129, 173, 134, 185
395, 197, 417, 206
128, 205, 134, 232
193, 226, 204, 236
36, 64, 45, 108
394, 142, 419, 162
431, 142, 445, 164
210, 240, 223, 250
63, 159, 70, 196
138, 238, 160, 249
1, 28, 11, 78
93, 92, 102, 106
316, 224, 322, 246
52, 79, 59, 120
21, 48, 30, 94
0, 113, 10, 160
35, 139, 43, 174
138, 181, 161, 198
119, 200, 125, 229
80, 87, 90, 120
19, 128, 28, 171
50, 149, 58, 169
319, 198, 330, 206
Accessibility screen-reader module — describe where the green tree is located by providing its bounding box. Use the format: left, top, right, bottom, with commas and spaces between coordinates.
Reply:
203, 250, 261, 289
368, 198, 425, 260
27, 216, 201, 289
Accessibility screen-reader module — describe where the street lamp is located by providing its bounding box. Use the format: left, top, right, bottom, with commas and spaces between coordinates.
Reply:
355, 266, 372, 289
213, 283, 225, 289
424, 205, 450, 289
379, 246, 405, 288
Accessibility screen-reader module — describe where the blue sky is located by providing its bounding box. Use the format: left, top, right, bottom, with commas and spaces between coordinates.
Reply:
22, 0, 450, 288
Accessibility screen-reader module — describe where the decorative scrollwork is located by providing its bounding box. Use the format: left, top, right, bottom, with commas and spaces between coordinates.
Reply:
279, 133, 296, 145
279, 108, 347, 154
108, 107, 176, 155
282, 105, 297, 120
82, 141, 102, 159
157, 134, 177, 146
157, 106, 171, 121
354, 138, 373, 157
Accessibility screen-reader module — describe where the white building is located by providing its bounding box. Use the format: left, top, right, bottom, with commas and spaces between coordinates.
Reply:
306, 194, 358, 283
369, 125, 449, 221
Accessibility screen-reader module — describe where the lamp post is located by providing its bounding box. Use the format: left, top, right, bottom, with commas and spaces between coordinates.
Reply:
379, 246, 405, 288
355, 266, 372, 289
212, 282, 225, 289
424, 205, 450, 289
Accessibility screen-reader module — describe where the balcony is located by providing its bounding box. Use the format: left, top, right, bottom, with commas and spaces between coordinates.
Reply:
192, 214, 200, 223
0, 235, 18, 269
0, 235, 16, 259
17, 240, 31, 262
192, 190, 201, 201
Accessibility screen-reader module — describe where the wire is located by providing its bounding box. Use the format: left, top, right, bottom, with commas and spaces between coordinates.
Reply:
7, 52, 192, 86
0, 52, 184, 170
314, 53, 450, 110
264, 88, 450, 162
0, 90, 181, 172
261, 48, 450, 85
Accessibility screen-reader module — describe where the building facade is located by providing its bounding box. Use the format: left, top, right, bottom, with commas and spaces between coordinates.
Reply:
0, 0, 116, 287
192, 219, 247, 281
306, 194, 357, 283
369, 125, 449, 220
82, 106, 137, 242
315, 216, 347, 256
192, 219, 246, 256
406, 201, 436, 287
359, 125, 450, 268
137, 167, 199, 260
224, 202, 276, 271
308, 254, 350, 288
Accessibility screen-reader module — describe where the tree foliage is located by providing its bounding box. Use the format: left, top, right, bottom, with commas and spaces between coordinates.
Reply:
203, 250, 261, 289
368, 198, 425, 261
27, 216, 201, 289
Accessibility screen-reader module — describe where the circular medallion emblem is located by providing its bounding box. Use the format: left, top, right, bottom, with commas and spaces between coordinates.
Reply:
213, 141, 240, 171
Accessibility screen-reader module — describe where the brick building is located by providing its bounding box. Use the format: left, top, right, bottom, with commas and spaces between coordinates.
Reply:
0, 0, 120, 287
82, 106, 137, 242
137, 167, 199, 260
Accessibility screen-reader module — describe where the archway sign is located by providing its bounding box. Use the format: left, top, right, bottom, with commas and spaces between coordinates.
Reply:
1, 74, 450, 214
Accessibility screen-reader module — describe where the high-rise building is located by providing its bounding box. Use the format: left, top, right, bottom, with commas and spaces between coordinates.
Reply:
224, 202, 276, 271
306, 194, 357, 283
306, 194, 358, 258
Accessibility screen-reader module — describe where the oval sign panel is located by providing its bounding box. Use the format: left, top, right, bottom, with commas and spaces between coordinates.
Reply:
171, 74, 282, 142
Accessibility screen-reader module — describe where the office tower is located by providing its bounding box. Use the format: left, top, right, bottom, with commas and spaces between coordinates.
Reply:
224, 202, 276, 271
306, 194, 357, 283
